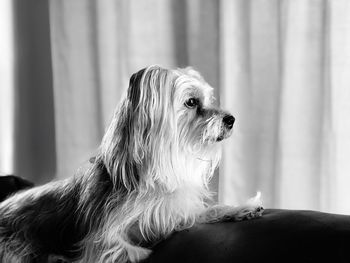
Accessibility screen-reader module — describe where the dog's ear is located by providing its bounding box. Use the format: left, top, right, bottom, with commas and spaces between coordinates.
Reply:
130, 66, 178, 185
99, 67, 161, 191
99, 74, 144, 191
127, 68, 147, 110
127, 66, 175, 159
101, 66, 177, 190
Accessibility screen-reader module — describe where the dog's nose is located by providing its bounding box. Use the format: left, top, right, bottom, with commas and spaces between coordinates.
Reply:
223, 115, 235, 129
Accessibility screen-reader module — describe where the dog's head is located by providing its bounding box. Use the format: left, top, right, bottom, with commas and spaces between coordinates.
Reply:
100, 65, 234, 192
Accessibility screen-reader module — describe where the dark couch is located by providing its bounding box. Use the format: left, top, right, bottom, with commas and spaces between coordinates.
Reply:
1, 176, 350, 263
146, 208, 350, 263
0, 175, 33, 201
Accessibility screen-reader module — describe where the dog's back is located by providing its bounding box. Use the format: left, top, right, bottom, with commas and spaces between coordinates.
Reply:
0, 179, 83, 261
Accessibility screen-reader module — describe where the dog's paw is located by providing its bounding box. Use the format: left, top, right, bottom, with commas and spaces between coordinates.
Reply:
218, 205, 264, 222
207, 205, 264, 223
236, 191, 264, 220
197, 193, 264, 223
236, 205, 264, 220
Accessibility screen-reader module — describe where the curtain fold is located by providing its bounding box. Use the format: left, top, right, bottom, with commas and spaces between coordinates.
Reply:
0, 0, 56, 184
0, 0, 15, 176
276, 0, 326, 210
329, 0, 350, 213
1, 0, 350, 213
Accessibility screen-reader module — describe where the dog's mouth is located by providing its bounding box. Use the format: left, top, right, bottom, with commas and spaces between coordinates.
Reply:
216, 127, 233, 142
216, 135, 224, 142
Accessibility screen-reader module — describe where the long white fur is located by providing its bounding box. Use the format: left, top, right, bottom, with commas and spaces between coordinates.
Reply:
0, 65, 263, 263
79, 66, 223, 262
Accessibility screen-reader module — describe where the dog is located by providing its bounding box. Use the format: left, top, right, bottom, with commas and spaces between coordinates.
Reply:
0, 65, 263, 262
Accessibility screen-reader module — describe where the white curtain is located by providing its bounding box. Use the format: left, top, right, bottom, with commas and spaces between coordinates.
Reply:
219, 0, 350, 214
1, 0, 350, 214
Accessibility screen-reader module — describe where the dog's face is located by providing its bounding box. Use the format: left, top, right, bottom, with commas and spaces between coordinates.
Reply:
101, 66, 234, 191
173, 67, 234, 147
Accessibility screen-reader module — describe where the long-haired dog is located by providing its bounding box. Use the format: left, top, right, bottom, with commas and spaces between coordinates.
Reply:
0, 65, 263, 262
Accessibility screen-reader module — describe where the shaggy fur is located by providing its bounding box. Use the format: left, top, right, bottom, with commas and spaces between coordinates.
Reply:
0, 66, 263, 263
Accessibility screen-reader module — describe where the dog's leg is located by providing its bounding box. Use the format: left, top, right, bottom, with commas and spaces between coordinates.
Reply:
197, 192, 264, 223
197, 204, 264, 223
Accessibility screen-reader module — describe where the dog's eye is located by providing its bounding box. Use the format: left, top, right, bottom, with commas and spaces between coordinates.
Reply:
185, 98, 199, 109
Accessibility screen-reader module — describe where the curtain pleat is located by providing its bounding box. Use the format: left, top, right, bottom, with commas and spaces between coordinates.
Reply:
328, 0, 350, 214
11, 0, 55, 184
218, 0, 350, 214
1, 0, 350, 213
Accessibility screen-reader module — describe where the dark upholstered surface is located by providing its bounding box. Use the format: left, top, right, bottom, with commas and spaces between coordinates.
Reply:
0, 175, 34, 201
1, 177, 350, 263
145, 209, 350, 263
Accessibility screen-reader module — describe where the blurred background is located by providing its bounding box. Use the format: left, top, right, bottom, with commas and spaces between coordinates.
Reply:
1, 0, 350, 214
